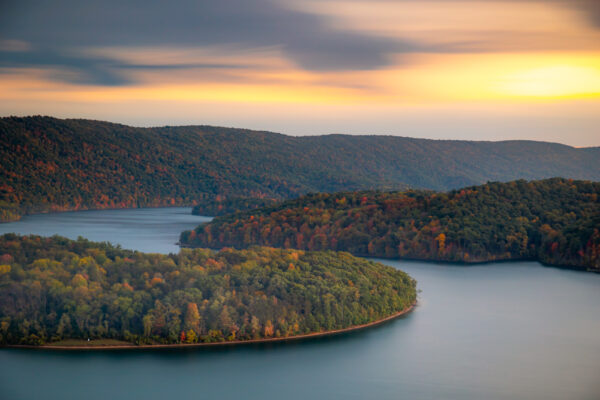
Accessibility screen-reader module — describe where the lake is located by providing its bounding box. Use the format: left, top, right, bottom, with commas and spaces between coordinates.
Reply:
0, 207, 210, 254
1, 208, 599, 400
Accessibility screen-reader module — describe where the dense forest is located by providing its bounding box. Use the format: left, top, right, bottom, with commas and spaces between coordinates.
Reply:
2, 116, 599, 221
192, 197, 278, 217
0, 234, 416, 346
181, 179, 600, 271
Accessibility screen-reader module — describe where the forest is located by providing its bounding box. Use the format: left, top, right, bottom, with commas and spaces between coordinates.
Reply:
2, 116, 599, 221
192, 197, 278, 217
0, 234, 416, 346
181, 179, 600, 271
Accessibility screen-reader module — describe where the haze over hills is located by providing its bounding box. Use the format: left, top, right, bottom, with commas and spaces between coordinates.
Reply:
1, 116, 599, 221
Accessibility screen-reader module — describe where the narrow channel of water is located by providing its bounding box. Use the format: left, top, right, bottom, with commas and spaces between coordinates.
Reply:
0, 207, 210, 253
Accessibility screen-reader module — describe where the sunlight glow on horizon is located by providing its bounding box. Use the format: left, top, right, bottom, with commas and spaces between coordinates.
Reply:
2, 52, 599, 104
495, 65, 600, 98
1, 0, 599, 145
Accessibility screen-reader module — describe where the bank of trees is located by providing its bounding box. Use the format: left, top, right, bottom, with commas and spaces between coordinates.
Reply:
182, 179, 600, 271
0, 234, 416, 345
192, 197, 277, 217
3, 116, 599, 221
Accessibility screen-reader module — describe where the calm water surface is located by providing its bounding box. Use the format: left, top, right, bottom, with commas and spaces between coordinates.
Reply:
0, 207, 210, 253
1, 208, 599, 400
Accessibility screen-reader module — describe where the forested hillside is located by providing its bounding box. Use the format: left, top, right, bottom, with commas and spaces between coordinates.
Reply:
181, 179, 600, 271
2, 116, 599, 221
191, 197, 278, 217
0, 234, 416, 346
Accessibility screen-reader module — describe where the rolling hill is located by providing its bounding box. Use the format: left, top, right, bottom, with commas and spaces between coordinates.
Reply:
1, 116, 599, 221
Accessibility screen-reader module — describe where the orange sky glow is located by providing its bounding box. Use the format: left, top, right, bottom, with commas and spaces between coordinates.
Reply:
0, 0, 599, 145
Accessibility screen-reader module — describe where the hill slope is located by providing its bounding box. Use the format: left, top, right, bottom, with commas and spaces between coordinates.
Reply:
1, 116, 599, 220
0, 234, 416, 345
181, 179, 600, 271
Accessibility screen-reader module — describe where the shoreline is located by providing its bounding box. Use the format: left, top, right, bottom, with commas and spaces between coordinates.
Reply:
4, 302, 416, 351
183, 243, 600, 273
0, 204, 201, 224
5, 206, 596, 274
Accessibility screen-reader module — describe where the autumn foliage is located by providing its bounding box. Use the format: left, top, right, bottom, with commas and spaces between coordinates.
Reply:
2, 116, 599, 221
0, 234, 416, 345
182, 179, 600, 271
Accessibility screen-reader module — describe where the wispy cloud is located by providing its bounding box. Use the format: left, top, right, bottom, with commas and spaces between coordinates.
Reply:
1, 0, 598, 86
0, 0, 414, 85
0, 0, 599, 147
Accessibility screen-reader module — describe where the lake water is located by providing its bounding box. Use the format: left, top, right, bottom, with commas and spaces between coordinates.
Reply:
1, 208, 599, 400
0, 207, 210, 254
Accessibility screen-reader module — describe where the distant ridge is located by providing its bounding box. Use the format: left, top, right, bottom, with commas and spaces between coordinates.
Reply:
1, 115, 599, 220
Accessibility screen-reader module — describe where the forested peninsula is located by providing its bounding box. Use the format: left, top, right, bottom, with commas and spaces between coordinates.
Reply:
0, 234, 416, 347
181, 179, 600, 271
2, 116, 600, 221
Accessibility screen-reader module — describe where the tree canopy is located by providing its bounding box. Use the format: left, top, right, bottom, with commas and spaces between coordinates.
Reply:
182, 178, 600, 271
2, 116, 599, 221
0, 234, 416, 346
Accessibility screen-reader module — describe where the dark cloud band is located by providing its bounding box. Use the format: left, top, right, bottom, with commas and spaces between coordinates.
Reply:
0, 0, 406, 85
0, 0, 598, 86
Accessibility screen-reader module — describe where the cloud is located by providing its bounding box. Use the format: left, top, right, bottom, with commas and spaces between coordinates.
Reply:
443, 0, 600, 28
0, 0, 409, 85
0, 48, 128, 86
1, 0, 598, 86
574, 0, 600, 27
327, 0, 600, 28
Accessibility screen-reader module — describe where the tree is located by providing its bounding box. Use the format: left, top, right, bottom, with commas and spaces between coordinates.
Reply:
264, 320, 274, 337
185, 329, 197, 343
184, 302, 201, 334
56, 314, 71, 339
435, 233, 446, 253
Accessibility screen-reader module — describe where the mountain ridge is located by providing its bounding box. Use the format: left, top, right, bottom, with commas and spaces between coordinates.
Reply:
1, 115, 598, 221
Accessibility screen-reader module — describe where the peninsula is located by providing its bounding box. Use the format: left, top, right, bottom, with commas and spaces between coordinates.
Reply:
0, 234, 416, 347
181, 178, 600, 271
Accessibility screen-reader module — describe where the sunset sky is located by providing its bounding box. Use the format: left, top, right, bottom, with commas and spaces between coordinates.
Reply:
1, 0, 599, 146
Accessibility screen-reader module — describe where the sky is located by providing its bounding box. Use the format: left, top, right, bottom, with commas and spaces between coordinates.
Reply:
1, 0, 599, 146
